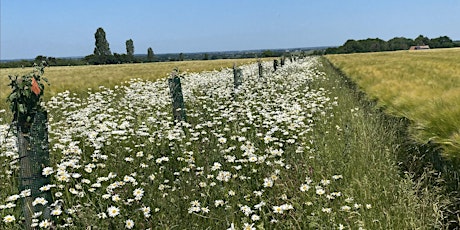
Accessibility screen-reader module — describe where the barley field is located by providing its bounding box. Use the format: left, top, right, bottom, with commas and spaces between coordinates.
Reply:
326, 48, 460, 157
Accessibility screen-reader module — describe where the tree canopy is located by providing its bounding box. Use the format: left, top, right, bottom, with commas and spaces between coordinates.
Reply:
94, 27, 112, 56
325, 35, 457, 54
126, 39, 134, 57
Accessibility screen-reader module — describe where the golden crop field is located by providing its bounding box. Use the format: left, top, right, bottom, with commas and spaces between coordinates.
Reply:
326, 48, 460, 156
0, 58, 269, 113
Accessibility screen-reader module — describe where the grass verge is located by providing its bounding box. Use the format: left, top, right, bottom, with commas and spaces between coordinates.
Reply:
321, 57, 460, 228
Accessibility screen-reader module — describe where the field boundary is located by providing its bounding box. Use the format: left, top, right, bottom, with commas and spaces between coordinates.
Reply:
323, 57, 460, 227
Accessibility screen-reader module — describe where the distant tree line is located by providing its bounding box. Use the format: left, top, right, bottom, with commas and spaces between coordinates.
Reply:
83, 28, 155, 65
12, 26, 448, 68
325, 35, 459, 54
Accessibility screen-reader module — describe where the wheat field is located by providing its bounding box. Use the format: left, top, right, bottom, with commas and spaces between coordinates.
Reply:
326, 48, 460, 157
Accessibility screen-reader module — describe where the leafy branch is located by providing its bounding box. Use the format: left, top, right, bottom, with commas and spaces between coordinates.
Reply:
7, 61, 49, 131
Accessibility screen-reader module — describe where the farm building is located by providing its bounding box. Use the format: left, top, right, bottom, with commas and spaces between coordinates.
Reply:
409, 45, 430, 50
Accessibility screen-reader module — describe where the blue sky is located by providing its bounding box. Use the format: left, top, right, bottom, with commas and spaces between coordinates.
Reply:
1, 0, 459, 60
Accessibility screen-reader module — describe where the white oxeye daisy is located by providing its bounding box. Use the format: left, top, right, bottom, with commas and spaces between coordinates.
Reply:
32, 197, 48, 206
263, 178, 274, 188
273, 205, 283, 214
341, 205, 351, 212
243, 222, 255, 230
125, 219, 134, 229
218, 137, 227, 144
300, 184, 310, 192
42, 167, 54, 176
201, 206, 210, 213
107, 206, 120, 217
51, 208, 62, 216
316, 188, 325, 196
39, 219, 52, 228
3, 215, 16, 223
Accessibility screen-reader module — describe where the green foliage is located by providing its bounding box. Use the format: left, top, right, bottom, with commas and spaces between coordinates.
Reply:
429, 36, 456, 48
415, 35, 430, 46
325, 35, 457, 54
261, 50, 274, 57
94, 27, 112, 56
387, 37, 415, 50
126, 39, 134, 57
6, 62, 48, 130
147, 47, 155, 62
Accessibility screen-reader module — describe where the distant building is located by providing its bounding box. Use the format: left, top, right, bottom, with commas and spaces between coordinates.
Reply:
409, 45, 430, 50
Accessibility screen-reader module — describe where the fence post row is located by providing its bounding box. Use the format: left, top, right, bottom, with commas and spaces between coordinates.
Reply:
168, 72, 187, 122
18, 110, 52, 229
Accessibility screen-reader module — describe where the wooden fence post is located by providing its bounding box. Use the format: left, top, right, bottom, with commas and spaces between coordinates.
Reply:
168, 72, 187, 122
280, 56, 285, 66
18, 110, 52, 229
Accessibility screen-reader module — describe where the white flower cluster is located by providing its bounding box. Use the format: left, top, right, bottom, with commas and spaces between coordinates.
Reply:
0, 57, 371, 229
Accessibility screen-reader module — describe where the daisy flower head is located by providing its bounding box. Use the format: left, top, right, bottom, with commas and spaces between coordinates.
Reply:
140, 206, 151, 217
32, 197, 48, 206
51, 208, 62, 216
243, 222, 255, 230
263, 178, 274, 188
321, 207, 332, 213
273, 205, 283, 214
3, 215, 16, 223
300, 183, 310, 192
316, 188, 325, 196
39, 219, 52, 228
42, 167, 54, 176
125, 219, 134, 229
107, 206, 120, 217
201, 206, 210, 213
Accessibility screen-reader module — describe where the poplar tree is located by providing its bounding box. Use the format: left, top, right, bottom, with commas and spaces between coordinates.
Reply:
126, 39, 134, 56
147, 47, 154, 62
94, 27, 111, 56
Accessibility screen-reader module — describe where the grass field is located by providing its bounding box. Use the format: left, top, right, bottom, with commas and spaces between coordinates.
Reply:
326, 48, 460, 157
1, 57, 457, 229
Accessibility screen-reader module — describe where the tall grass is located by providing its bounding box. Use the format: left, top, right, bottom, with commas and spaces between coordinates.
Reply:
0, 57, 452, 229
325, 48, 460, 157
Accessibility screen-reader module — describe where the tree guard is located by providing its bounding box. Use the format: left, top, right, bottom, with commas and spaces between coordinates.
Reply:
7, 63, 52, 229
168, 75, 187, 122
258, 60, 263, 78
233, 65, 243, 89
18, 111, 52, 228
